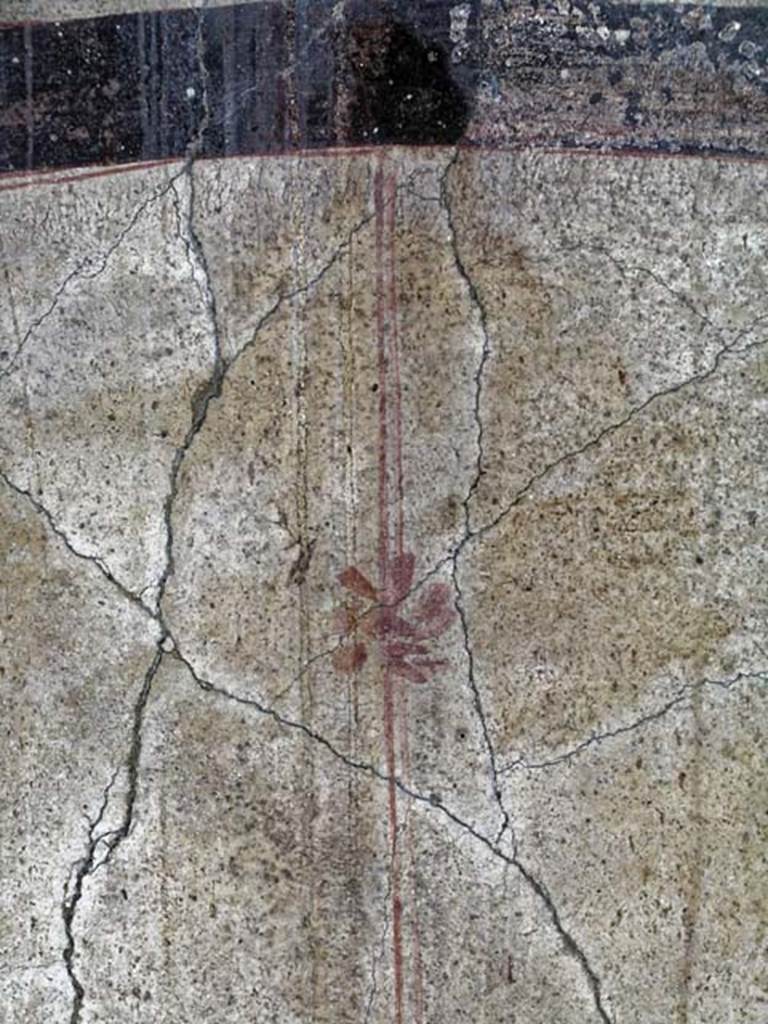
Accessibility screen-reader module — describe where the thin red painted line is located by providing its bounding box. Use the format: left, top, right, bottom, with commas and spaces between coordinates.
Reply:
2, 138, 766, 196
375, 155, 404, 1024
0, 145, 382, 192
383, 162, 427, 1023
374, 162, 390, 596
385, 170, 405, 560
467, 139, 768, 166
384, 666, 404, 1024
0, 157, 181, 192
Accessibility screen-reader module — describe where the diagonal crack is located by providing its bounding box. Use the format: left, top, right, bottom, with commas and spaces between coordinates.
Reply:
0, 168, 188, 383
427, 163, 768, 566
6, 136, 763, 1024
511, 856, 612, 1022
171, 639, 614, 1023
500, 668, 768, 773
41, 176, 378, 1024
427, 190, 768, 846
597, 249, 719, 332
469, 324, 768, 548
7, 19, 260, 1019
2, 448, 453, 755
229, 208, 377, 373
400, 205, 768, 649
0, 469, 156, 621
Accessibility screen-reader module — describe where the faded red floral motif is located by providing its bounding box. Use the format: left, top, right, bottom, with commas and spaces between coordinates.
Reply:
332, 552, 455, 683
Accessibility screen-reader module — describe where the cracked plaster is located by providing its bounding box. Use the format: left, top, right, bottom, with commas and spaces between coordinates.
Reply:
1, 24, 767, 1024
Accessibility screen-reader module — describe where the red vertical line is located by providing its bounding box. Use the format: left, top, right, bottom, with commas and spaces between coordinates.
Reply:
385, 170, 405, 559
396, 678, 426, 1024
343, 228, 363, 951
343, 218, 360, 748
376, 154, 404, 1024
384, 665, 404, 1024
385, 163, 427, 1024
374, 162, 390, 589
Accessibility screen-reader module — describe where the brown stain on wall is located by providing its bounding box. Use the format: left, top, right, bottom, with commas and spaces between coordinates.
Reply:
468, 443, 745, 753
195, 158, 373, 356
491, 537, 733, 754
466, 225, 554, 339
0, 507, 78, 707
442, 155, 642, 525
517, 683, 768, 1019
149, 676, 383, 1022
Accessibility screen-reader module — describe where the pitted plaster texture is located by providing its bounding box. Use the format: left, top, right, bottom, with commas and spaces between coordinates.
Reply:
1, 134, 766, 1022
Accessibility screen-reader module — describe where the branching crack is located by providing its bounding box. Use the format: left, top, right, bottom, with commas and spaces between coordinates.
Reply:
155, 202, 376, 614
6, 123, 765, 1024
49, 23, 211, 1023
155, 163, 227, 613
597, 249, 719, 332
172, 641, 614, 1023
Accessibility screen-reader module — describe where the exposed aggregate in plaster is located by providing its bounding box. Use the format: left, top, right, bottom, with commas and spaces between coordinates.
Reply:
1, 3, 767, 1022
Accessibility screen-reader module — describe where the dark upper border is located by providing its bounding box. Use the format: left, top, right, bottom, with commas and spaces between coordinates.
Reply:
1, 0, 767, 174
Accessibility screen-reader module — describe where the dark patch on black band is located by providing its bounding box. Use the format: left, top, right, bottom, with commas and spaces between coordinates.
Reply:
346, 20, 469, 144
0, 0, 766, 175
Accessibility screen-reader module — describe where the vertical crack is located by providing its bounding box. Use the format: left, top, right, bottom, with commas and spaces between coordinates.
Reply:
61, 646, 164, 1023
439, 150, 512, 846
155, 165, 226, 614
450, 560, 512, 846
439, 149, 490, 521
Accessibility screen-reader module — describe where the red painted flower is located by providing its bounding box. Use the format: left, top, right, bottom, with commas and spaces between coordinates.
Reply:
332, 552, 455, 683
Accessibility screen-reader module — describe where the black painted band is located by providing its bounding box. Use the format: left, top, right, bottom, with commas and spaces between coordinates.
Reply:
1, 0, 766, 173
